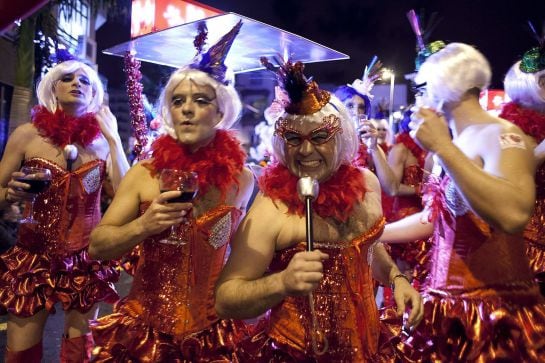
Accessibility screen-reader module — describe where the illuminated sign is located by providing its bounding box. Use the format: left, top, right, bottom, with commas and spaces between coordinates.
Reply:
131, 0, 223, 38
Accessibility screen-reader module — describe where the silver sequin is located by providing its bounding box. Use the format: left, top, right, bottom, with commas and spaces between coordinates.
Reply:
208, 213, 231, 249
445, 179, 469, 216
82, 166, 101, 194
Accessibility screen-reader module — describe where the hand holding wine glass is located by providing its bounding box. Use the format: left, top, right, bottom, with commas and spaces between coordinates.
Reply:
159, 169, 199, 244
16, 166, 52, 224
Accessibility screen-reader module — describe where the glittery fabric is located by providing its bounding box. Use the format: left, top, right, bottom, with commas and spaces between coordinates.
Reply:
0, 158, 119, 317
384, 175, 545, 362
387, 165, 430, 284
525, 163, 545, 281
499, 102, 545, 294
91, 203, 246, 362
240, 218, 386, 362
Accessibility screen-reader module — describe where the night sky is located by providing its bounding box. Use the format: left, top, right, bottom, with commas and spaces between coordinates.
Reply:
97, 0, 545, 94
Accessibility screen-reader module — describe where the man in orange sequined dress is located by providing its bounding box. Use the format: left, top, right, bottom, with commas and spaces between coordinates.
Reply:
215, 59, 423, 362
88, 23, 255, 362
500, 38, 545, 296
381, 42, 545, 362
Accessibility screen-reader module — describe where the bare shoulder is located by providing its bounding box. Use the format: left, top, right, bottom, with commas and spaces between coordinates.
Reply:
10, 123, 39, 142
362, 167, 380, 194
479, 116, 535, 148
390, 142, 408, 154
238, 166, 255, 190
119, 160, 155, 191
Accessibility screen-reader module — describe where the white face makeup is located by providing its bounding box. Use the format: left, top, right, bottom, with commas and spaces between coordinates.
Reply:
169, 78, 223, 150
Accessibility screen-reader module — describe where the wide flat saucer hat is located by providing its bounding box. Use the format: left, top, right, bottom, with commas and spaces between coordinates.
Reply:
103, 13, 349, 73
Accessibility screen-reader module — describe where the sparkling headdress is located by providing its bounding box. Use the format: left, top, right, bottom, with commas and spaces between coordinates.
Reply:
347, 55, 383, 99
407, 9, 445, 71
52, 48, 78, 63
260, 57, 330, 115
188, 20, 242, 85
520, 21, 545, 73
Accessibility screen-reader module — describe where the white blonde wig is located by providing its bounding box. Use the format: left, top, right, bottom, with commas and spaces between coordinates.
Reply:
415, 43, 491, 104
271, 94, 358, 171
504, 60, 545, 109
36, 60, 104, 113
158, 67, 242, 139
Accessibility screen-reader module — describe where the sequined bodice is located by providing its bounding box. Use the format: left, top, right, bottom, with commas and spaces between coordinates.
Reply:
17, 157, 105, 255
425, 176, 533, 294
124, 204, 242, 338
390, 165, 424, 222
266, 219, 384, 361
525, 163, 545, 246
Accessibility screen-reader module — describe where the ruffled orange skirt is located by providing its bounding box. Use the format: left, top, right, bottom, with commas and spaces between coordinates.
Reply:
91, 307, 247, 362
0, 245, 119, 317
381, 286, 545, 362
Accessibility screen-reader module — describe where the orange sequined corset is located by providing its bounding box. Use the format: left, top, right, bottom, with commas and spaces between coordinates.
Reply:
123, 204, 242, 338
390, 164, 423, 221
525, 163, 545, 246
266, 218, 385, 361
17, 158, 105, 255
425, 176, 534, 296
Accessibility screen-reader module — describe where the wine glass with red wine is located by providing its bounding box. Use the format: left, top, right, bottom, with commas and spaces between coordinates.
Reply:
17, 166, 52, 224
159, 170, 199, 244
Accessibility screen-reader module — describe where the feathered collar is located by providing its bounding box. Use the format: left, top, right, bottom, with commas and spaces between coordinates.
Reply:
395, 132, 426, 168
146, 130, 246, 200
500, 101, 545, 143
258, 163, 366, 222
31, 105, 101, 148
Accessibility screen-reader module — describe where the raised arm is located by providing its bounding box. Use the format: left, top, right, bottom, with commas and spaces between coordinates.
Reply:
215, 194, 327, 319
89, 162, 189, 260
362, 121, 420, 196
95, 106, 130, 191
413, 108, 535, 233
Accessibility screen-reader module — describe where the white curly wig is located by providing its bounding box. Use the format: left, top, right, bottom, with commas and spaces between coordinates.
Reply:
36, 60, 104, 113
157, 67, 242, 139
415, 42, 491, 105
504, 60, 545, 110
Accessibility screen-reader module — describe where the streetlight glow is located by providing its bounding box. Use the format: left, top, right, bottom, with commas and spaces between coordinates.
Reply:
381, 68, 394, 81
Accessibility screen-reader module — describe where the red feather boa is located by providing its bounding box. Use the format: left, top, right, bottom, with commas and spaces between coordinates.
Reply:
395, 132, 427, 168
258, 163, 366, 222
31, 105, 101, 148
500, 102, 545, 143
146, 130, 245, 200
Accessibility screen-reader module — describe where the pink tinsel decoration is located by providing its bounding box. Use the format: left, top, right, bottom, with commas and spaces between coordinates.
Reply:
124, 52, 148, 160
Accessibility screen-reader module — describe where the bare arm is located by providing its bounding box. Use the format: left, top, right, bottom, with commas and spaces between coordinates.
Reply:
215, 194, 327, 319
234, 167, 255, 212
89, 162, 190, 259
362, 121, 419, 196
413, 108, 535, 233
95, 106, 130, 191
380, 211, 433, 243
0, 125, 36, 208
536, 138, 545, 167
365, 173, 423, 326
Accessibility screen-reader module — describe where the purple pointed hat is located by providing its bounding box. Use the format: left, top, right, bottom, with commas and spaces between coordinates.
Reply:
188, 20, 242, 85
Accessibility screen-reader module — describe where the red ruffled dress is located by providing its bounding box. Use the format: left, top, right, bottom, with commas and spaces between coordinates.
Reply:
91, 131, 249, 362
386, 175, 545, 362
500, 102, 545, 294
0, 158, 120, 316
385, 133, 430, 294
239, 164, 392, 362
354, 142, 394, 225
